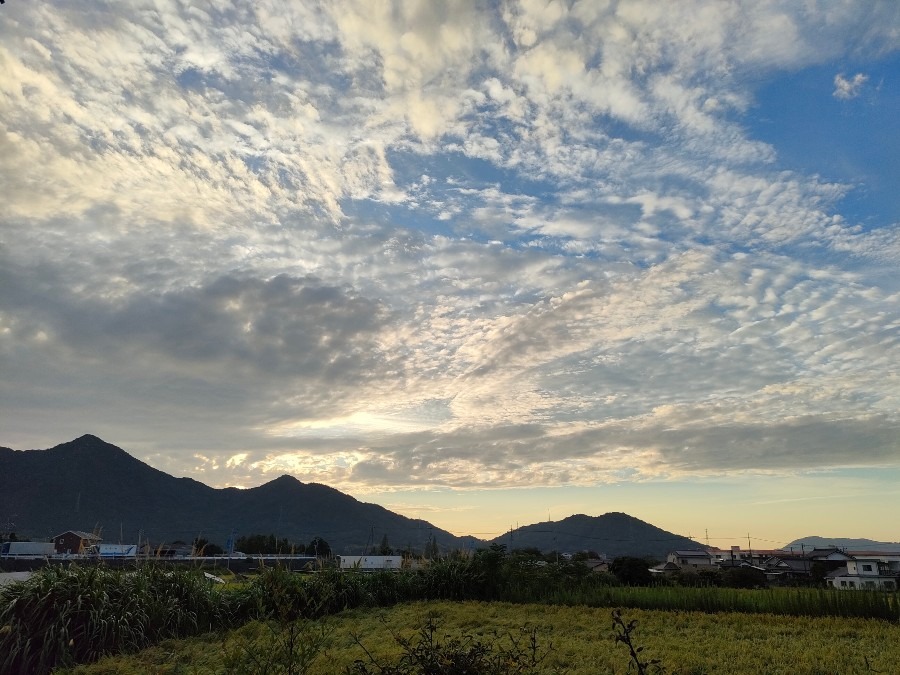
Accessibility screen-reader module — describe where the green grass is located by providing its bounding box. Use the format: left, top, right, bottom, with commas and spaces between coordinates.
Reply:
6, 561, 898, 673
61, 600, 900, 675
0, 564, 235, 674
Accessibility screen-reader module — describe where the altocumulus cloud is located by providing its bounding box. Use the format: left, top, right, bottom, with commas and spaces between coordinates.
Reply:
0, 0, 898, 495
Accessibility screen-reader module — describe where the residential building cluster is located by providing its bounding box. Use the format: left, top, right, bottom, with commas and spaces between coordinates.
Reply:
658, 545, 900, 590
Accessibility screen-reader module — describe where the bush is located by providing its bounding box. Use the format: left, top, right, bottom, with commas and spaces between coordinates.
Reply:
610, 557, 654, 586
722, 567, 767, 589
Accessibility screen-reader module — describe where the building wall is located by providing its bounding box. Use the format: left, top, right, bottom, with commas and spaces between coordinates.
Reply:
54, 532, 96, 554
339, 555, 403, 570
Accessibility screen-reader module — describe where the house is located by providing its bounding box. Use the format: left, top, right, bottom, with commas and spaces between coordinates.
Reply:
0, 541, 56, 557
338, 555, 404, 571
582, 558, 610, 573
667, 550, 717, 568
650, 561, 682, 576
716, 546, 786, 567
53, 530, 101, 555
762, 556, 813, 580
828, 554, 900, 591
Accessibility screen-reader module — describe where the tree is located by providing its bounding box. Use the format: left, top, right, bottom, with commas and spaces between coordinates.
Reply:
572, 550, 602, 561
378, 534, 393, 556
306, 536, 331, 558
722, 566, 767, 589
610, 556, 653, 586
193, 537, 224, 556
424, 535, 440, 559
235, 533, 292, 555
809, 562, 828, 585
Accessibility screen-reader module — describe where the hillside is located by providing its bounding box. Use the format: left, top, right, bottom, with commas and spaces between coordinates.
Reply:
0, 435, 477, 555
787, 536, 900, 553
489, 512, 702, 558
2, 435, 703, 559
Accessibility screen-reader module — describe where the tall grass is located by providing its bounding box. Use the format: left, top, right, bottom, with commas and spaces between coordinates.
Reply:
568, 585, 900, 622
0, 564, 233, 674
3, 555, 897, 673
237, 557, 900, 624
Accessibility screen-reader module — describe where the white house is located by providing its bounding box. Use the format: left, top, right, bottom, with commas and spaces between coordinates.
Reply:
828, 554, 899, 591
667, 550, 717, 568
338, 555, 403, 571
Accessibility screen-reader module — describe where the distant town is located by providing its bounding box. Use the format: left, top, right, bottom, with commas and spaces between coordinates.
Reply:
2, 528, 897, 592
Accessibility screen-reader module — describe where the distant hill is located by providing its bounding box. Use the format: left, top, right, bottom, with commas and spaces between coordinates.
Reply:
787, 536, 900, 553
489, 512, 702, 559
0, 435, 479, 555
2, 435, 705, 560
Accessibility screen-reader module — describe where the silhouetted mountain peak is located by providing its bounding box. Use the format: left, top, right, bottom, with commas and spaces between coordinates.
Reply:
47, 435, 151, 473
73, 433, 105, 444
251, 474, 304, 493
2, 436, 477, 552
272, 474, 302, 485
3, 436, 698, 557
490, 511, 700, 558
57, 434, 130, 456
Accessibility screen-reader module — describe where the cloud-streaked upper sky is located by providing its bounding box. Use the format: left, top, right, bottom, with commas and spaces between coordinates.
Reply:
2, 1, 898, 548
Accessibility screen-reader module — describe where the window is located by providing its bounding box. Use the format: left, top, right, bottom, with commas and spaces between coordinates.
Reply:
862, 564, 873, 572
840, 580, 847, 587
884, 581, 895, 590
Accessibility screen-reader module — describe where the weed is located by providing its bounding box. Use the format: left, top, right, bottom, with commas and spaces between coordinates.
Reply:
0, 564, 231, 674
346, 616, 559, 675
223, 618, 332, 675
612, 609, 664, 675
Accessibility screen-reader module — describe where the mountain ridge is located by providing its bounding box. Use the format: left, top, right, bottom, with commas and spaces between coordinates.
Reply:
489, 511, 702, 558
2, 435, 699, 557
786, 536, 900, 553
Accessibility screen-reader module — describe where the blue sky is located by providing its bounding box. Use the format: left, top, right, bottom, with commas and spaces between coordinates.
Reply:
1, 1, 898, 548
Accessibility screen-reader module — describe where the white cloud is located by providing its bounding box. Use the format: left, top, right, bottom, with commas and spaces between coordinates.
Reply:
833, 72, 869, 99
0, 0, 898, 499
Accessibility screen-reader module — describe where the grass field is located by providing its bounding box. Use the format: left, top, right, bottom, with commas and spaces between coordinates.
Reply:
62, 600, 900, 674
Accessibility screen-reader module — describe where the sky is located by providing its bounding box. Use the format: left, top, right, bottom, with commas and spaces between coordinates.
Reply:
1, 0, 898, 549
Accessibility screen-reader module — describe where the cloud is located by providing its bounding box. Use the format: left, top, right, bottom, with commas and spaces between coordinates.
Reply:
0, 0, 898, 498
833, 72, 868, 99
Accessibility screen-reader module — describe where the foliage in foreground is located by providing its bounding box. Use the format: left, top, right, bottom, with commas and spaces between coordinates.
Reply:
65, 600, 900, 675
231, 551, 900, 624
0, 564, 234, 674
347, 616, 557, 675
4, 548, 900, 673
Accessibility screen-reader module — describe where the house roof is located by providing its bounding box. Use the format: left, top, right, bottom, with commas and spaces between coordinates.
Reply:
764, 557, 811, 572
53, 530, 101, 541
804, 548, 852, 560
825, 566, 849, 578
718, 560, 757, 569
582, 559, 608, 571
671, 550, 713, 557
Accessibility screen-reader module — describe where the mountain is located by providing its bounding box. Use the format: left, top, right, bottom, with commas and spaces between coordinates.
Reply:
489, 512, 702, 559
2, 435, 702, 559
786, 536, 900, 553
0, 435, 479, 555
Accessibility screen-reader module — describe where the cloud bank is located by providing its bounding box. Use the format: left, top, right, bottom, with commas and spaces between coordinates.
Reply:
1, 1, 898, 499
